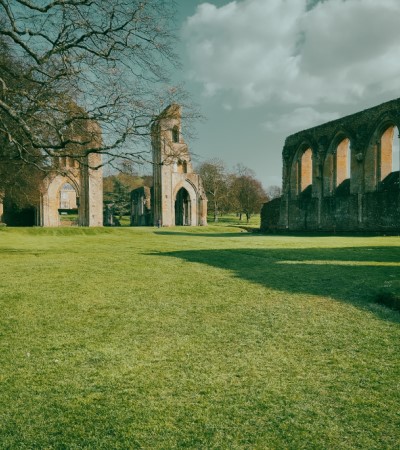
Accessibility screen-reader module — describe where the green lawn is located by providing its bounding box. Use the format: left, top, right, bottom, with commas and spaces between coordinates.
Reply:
116, 213, 261, 229
0, 226, 399, 449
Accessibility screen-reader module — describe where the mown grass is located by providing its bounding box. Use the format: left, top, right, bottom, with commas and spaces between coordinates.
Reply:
114, 213, 261, 229
206, 213, 261, 230
0, 226, 399, 449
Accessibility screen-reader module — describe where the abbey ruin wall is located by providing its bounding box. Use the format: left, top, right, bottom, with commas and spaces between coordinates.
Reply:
261, 98, 400, 232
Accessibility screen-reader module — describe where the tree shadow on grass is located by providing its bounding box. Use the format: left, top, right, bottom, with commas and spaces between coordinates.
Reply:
155, 246, 400, 323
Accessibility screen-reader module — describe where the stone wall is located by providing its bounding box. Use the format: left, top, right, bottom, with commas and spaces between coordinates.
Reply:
262, 98, 400, 232
1, 119, 103, 227
261, 198, 281, 231
39, 126, 103, 227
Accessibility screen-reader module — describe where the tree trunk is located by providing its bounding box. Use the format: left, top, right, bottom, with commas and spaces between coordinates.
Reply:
214, 201, 218, 222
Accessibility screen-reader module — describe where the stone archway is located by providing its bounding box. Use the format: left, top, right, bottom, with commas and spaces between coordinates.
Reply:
289, 144, 313, 196
323, 136, 351, 196
174, 187, 191, 225
365, 121, 400, 192
40, 175, 80, 227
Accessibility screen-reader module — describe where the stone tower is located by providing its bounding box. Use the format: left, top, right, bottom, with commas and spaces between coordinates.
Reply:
151, 104, 207, 226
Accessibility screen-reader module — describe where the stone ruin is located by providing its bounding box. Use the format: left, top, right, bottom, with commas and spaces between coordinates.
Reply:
131, 104, 207, 227
0, 120, 103, 227
261, 98, 400, 232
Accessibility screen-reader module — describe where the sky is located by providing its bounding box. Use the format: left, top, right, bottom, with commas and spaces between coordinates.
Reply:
173, 0, 400, 188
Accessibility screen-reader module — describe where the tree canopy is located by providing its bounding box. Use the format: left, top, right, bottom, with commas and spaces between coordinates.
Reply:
198, 160, 269, 222
0, 0, 191, 169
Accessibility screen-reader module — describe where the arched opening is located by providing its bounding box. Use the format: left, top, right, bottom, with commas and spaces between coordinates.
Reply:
300, 148, 312, 192
175, 187, 191, 225
323, 138, 351, 196
394, 126, 400, 172
380, 125, 399, 181
172, 126, 179, 143
336, 138, 351, 185
59, 182, 78, 226
289, 146, 313, 196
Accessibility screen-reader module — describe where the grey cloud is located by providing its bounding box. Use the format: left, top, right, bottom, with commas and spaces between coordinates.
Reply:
183, 0, 400, 109
264, 107, 340, 133
300, 0, 400, 75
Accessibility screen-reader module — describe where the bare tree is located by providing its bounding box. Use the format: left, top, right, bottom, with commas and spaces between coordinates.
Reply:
0, 0, 194, 169
198, 159, 229, 222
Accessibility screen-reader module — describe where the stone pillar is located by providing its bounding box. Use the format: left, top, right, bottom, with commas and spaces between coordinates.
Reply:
315, 146, 325, 227
279, 155, 291, 229
86, 153, 103, 226
352, 144, 365, 226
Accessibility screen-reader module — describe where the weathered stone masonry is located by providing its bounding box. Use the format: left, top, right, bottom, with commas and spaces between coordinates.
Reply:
131, 104, 207, 227
261, 98, 400, 232
0, 119, 103, 227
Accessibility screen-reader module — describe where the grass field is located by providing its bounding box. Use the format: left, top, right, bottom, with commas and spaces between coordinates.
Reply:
0, 225, 399, 449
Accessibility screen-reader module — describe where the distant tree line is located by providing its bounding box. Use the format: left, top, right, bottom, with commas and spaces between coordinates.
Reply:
198, 159, 281, 223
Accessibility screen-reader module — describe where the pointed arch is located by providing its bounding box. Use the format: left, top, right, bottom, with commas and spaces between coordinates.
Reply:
300, 148, 313, 192
323, 132, 352, 196
365, 117, 400, 191
380, 125, 399, 179
172, 178, 199, 226
41, 174, 80, 226
289, 142, 314, 196
174, 187, 191, 225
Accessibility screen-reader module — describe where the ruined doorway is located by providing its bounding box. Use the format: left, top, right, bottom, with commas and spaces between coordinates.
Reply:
175, 188, 191, 225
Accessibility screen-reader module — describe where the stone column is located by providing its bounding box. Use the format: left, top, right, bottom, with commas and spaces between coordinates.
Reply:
279, 152, 291, 229
352, 145, 365, 227
315, 145, 325, 228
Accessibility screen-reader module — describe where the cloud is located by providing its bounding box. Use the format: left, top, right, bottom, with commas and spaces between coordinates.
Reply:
183, 0, 400, 108
263, 107, 340, 133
